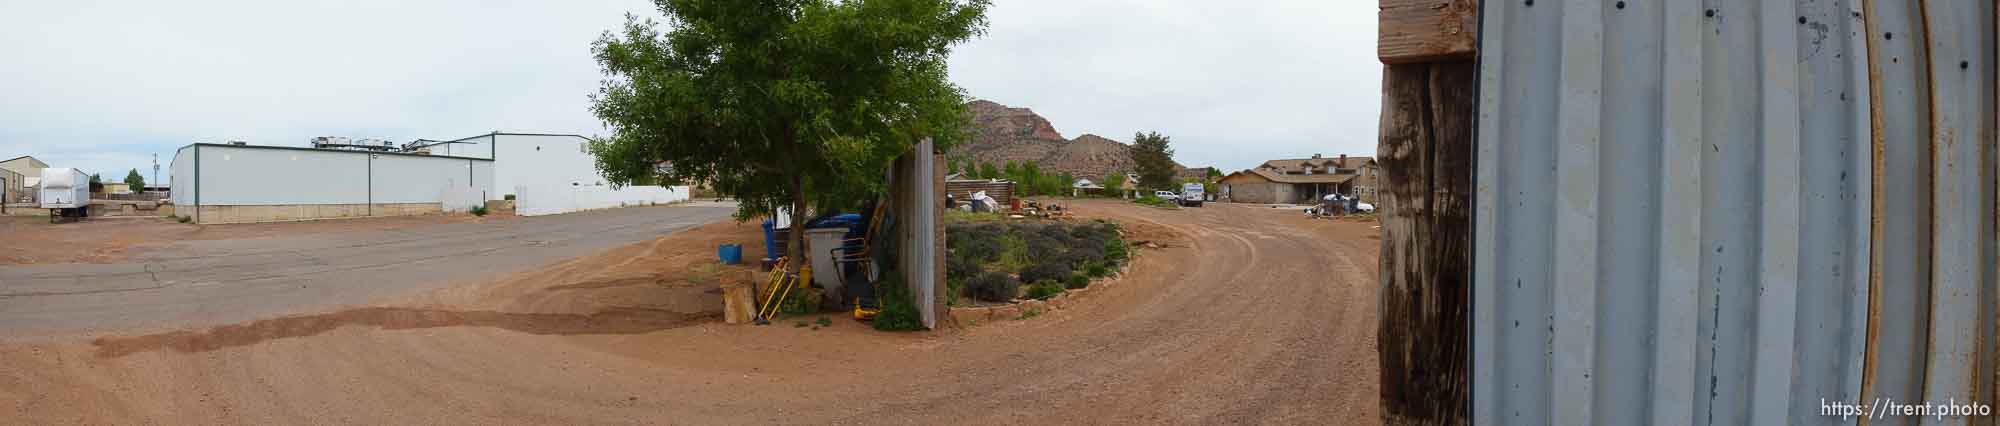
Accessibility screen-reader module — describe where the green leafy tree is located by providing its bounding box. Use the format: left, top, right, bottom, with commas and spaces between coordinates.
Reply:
588, 0, 991, 275
1002, 160, 1018, 180
124, 169, 146, 191
1057, 171, 1075, 196
1102, 171, 1124, 196
88, 173, 103, 193
1018, 162, 1041, 195
978, 162, 1000, 180
1130, 131, 1176, 191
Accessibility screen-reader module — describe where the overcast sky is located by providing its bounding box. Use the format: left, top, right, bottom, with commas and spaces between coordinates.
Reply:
0, 1, 1378, 181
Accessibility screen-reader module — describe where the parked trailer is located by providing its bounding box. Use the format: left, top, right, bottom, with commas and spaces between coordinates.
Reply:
39, 168, 90, 222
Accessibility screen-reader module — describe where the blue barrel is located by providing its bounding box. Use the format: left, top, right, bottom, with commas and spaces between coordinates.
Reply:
717, 243, 743, 265
761, 219, 782, 260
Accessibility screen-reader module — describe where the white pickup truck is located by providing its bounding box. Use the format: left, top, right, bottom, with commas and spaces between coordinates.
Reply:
1177, 183, 1204, 207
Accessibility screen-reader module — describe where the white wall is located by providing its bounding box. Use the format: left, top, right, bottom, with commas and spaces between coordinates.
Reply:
491, 133, 602, 200
372, 154, 485, 203
199, 145, 369, 205
514, 184, 689, 216
169, 146, 194, 206
175, 144, 493, 206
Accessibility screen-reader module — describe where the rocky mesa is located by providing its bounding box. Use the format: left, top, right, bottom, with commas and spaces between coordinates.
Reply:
953, 100, 1186, 181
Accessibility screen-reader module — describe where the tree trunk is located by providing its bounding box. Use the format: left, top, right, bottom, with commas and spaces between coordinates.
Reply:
786, 172, 808, 275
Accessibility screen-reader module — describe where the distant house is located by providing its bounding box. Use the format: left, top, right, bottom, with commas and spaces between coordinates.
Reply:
1218, 154, 1377, 204
101, 182, 132, 194
1071, 178, 1104, 197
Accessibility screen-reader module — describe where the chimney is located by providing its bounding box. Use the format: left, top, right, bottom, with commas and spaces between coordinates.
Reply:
1311, 153, 1322, 159
1339, 154, 1348, 168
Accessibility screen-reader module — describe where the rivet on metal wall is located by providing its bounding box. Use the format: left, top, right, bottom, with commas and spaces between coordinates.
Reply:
1798, 16, 1807, 25
1615, 1, 1625, 9
1706, 9, 1715, 17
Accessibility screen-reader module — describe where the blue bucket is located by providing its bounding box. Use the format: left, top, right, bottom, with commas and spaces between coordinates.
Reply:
717, 243, 743, 265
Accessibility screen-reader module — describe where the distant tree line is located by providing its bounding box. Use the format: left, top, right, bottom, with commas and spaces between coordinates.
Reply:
946, 157, 1075, 197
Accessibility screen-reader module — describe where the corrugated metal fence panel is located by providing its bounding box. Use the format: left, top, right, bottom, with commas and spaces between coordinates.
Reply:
1472, 0, 1994, 424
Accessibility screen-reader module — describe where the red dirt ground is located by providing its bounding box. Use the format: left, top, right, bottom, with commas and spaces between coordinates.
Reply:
0, 200, 1381, 423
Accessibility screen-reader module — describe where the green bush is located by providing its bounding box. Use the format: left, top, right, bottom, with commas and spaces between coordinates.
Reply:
470, 205, 489, 216
176, 215, 191, 223
872, 275, 923, 331
953, 238, 1002, 264
777, 286, 819, 315
1025, 280, 1064, 300
1085, 262, 1112, 278
995, 233, 1030, 271
1103, 238, 1128, 263
1064, 274, 1090, 289
967, 271, 1018, 303
1019, 261, 1071, 284
947, 254, 983, 279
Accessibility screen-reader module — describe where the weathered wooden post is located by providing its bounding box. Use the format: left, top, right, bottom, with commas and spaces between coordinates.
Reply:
1376, 0, 1476, 424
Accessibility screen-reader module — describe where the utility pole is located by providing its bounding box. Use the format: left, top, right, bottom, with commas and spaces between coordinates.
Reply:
151, 154, 159, 193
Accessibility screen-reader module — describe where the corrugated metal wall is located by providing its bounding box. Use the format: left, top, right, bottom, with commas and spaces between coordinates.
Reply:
1470, 0, 1994, 424
174, 144, 495, 207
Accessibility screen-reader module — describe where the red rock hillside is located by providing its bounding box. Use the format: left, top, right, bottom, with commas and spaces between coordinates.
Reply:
953, 100, 1189, 181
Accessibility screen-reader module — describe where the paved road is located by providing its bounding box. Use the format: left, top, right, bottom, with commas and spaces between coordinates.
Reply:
0, 203, 736, 334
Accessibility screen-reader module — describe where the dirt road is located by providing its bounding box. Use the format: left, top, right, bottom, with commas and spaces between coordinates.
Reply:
0, 199, 1380, 424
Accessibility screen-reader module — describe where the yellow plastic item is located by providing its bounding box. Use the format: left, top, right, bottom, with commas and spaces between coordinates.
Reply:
756, 261, 814, 322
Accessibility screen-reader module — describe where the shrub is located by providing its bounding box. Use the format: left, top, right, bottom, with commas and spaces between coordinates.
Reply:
1085, 262, 1112, 278
1019, 261, 1072, 284
1022, 234, 1065, 257
1064, 273, 1090, 289
1103, 238, 1128, 263
966, 272, 1019, 303
947, 255, 983, 280
1032, 224, 1076, 245
470, 205, 489, 216
945, 278, 964, 306
504, 194, 517, 201
1059, 249, 1104, 269
995, 233, 1030, 271
953, 237, 1002, 264
1025, 280, 1064, 300
1069, 223, 1107, 240
176, 215, 191, 223
872, 275, 923, 331
967, 223, 1005, 240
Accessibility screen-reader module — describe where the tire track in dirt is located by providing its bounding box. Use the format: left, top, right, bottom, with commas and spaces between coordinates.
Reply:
0, 200, 1381, 424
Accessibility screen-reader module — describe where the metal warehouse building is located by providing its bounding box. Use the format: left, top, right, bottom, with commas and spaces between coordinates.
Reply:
171, 143, 493, 224
409, 132, 614, 200
170, 132, 688, 223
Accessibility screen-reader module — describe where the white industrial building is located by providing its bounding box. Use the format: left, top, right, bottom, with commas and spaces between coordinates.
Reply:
170, 132, 687, 224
